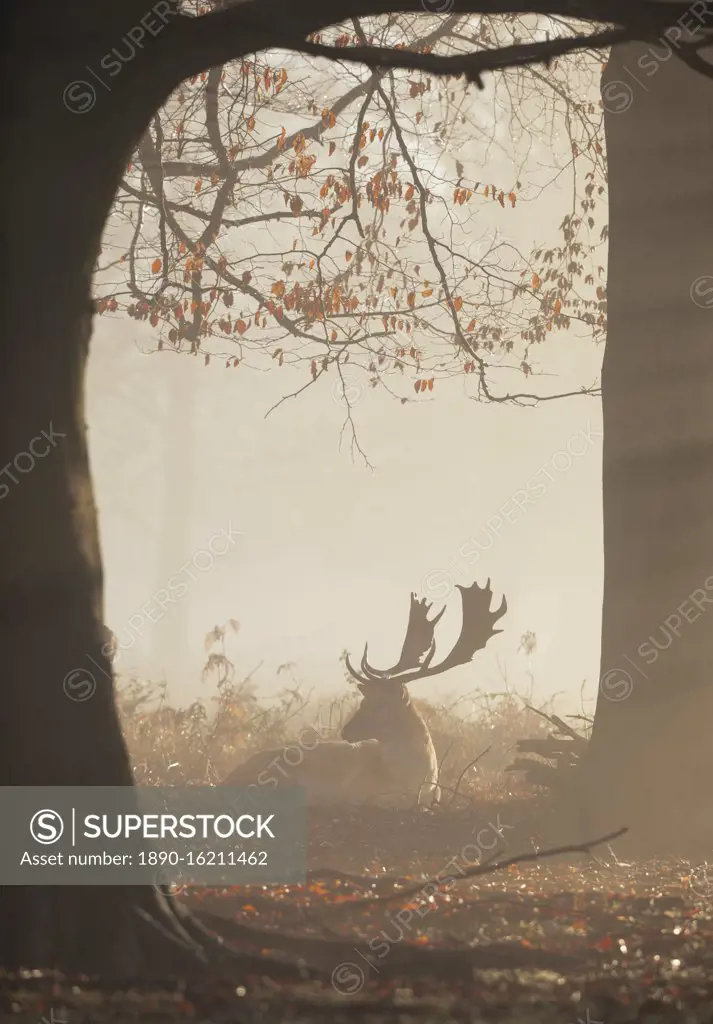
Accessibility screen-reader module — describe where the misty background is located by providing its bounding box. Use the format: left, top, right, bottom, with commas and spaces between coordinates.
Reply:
89, 49, 605, 715
88, 312, 603, 712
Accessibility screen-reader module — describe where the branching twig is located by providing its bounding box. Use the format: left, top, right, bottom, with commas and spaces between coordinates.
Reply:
523, 701, 588, 748
449, 746, 492, 808
307, 826, 628, 911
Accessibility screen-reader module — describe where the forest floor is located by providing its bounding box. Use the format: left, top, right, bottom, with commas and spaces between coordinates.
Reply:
3, 799, 713, 1024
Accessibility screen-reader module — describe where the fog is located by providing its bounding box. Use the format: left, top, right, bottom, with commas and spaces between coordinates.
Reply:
88, 45, 605, 714
89, 310, 603, 711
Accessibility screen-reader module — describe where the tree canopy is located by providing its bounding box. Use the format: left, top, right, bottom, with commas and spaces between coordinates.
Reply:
93, 1, 712, 437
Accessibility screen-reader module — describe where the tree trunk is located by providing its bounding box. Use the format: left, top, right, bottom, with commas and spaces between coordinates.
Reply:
0, 6, 209, 973
584, 42, 713, 853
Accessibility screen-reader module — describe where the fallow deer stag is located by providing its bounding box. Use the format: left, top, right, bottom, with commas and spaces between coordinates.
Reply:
221, 580, 507, 808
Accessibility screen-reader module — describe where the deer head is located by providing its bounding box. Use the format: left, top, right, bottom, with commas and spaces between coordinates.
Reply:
343, 579, 507, 704
341, 678, 413, 742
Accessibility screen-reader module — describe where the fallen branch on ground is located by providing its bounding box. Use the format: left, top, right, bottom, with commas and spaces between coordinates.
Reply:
305, 827, 628, 912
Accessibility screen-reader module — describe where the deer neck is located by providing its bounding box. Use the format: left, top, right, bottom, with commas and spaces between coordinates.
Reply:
383, 703, 434, 754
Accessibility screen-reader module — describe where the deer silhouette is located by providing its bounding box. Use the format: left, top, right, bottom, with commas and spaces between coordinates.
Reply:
221, 580, 507, 808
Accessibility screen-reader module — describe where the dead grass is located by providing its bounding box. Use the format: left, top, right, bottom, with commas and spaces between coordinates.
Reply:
116, 624, 589, 802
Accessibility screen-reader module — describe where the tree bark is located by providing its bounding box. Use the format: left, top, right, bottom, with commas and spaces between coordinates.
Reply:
584, 42, 713, 853
0, 4, 210, 973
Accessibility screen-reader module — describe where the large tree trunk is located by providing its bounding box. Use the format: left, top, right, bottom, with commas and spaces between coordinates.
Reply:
0, 4, 209, 973
584, 42, 713, 853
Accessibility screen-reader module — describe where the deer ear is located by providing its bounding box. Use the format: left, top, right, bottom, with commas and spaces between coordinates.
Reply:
357, 683, 367, 695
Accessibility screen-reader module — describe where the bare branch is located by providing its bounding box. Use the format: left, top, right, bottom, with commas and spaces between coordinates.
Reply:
156, 0, 713, 93
306, 826, 629, 913
297, 25, 630, 86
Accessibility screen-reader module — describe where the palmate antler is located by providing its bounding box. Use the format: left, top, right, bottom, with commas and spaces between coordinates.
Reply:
354, 593, 446, 682
345, 579, 507, 685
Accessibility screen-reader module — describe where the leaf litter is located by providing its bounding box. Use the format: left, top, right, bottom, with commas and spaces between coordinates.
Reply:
3, 802, 712, 1023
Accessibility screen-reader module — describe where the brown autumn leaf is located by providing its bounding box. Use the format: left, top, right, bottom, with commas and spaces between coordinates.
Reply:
151, 258, 161, 274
